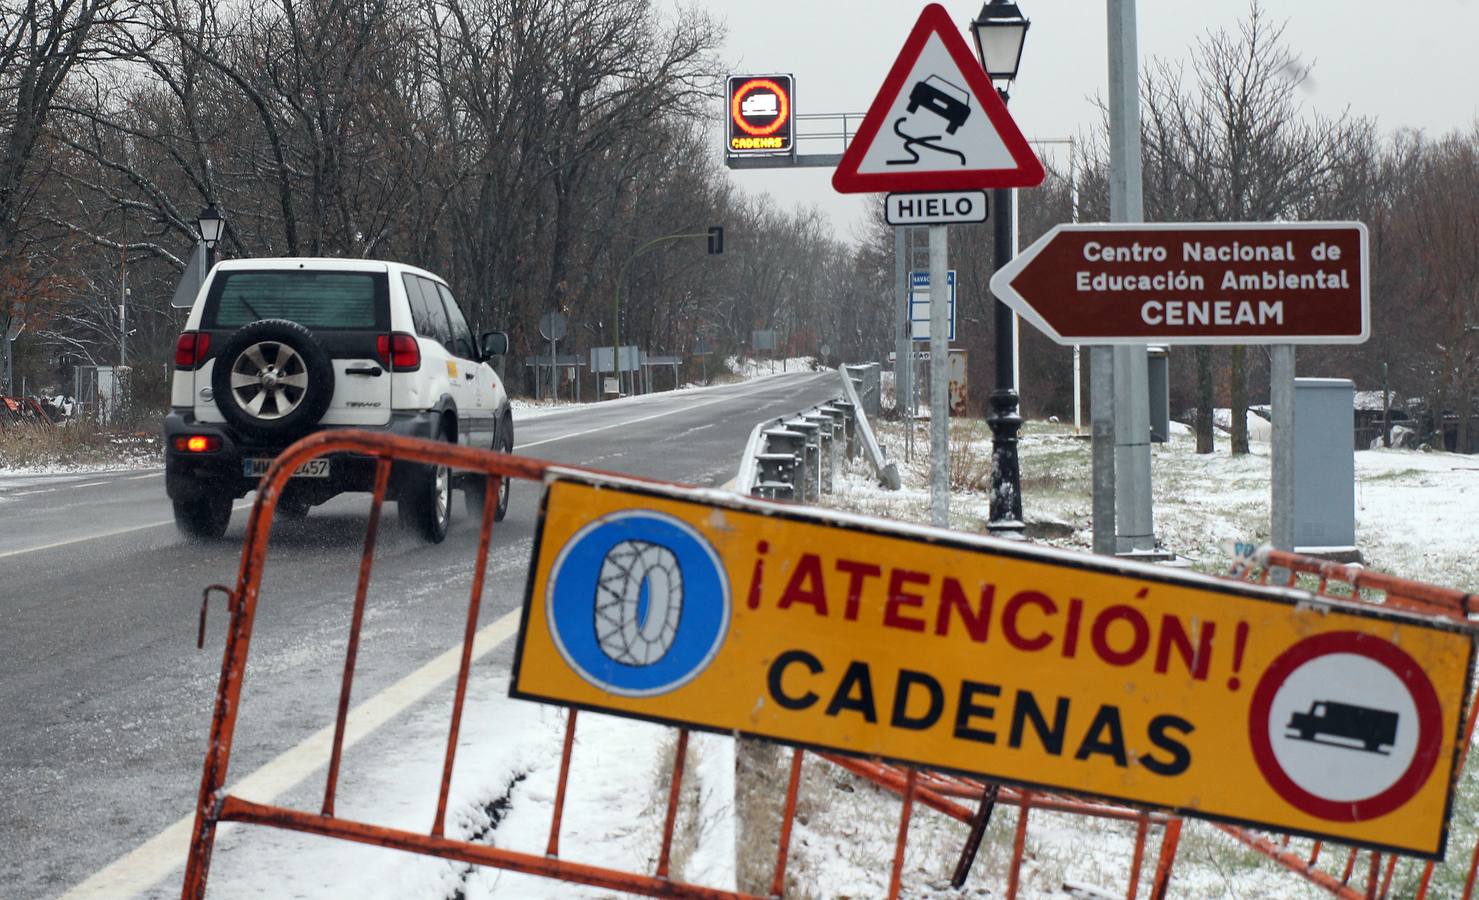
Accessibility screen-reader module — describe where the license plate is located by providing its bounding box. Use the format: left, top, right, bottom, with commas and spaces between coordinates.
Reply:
243, 457, 330, 479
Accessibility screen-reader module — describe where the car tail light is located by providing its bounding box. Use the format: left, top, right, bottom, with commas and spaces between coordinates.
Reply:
173, 434, 221, 453
174, 331, 211, 369
376, 332, 421, 372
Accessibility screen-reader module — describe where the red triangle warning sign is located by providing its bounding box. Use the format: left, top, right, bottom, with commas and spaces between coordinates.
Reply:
832, 3, 1045, 194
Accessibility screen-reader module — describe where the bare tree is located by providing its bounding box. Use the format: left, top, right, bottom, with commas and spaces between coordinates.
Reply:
1138, 1, 1373, 453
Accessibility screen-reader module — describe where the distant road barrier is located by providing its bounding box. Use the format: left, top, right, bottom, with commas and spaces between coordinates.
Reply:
734, 364, 898, 499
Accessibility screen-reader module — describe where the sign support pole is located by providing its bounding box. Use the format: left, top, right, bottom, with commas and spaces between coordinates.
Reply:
894, 227, 911, 460
1091, 347, 1116, 554
1270, 345, 1296, 550
1107, 0, 1155, 554
928, 224, 950, 527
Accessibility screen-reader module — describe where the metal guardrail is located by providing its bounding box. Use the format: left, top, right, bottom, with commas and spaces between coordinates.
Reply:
839, 365, 900, 490
734, 365, 899, 499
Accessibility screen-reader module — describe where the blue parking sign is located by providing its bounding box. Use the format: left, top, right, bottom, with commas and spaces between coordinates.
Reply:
909, 270, 956, 342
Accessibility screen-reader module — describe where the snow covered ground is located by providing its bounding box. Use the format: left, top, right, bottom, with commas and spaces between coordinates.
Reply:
192, 671, 736, 899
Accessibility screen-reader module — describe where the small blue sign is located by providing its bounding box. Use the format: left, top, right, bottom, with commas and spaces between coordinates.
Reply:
545, 510, 730, 697
909, 270, 956, 342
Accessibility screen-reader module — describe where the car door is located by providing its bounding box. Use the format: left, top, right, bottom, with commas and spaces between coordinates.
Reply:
401, 274, 465, 430
433, 282, 494, 448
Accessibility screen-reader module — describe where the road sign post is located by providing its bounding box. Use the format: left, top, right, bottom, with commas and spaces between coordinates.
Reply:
928, 225, 949, 526
832, 2, 1043, 528
539, 311, 567, 403
515, 473, 1475, 858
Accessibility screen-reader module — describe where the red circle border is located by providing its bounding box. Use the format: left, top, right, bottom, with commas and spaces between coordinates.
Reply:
1248, 630, 1443, 822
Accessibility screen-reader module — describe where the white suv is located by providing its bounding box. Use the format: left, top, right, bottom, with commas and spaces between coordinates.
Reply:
164, 258, 512, 542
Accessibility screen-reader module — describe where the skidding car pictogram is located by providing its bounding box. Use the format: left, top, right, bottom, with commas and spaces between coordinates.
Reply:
906, 75, 971, 134
1286, 700, 1399, 754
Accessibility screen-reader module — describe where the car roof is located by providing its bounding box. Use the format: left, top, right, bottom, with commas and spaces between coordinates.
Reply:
923, 75, 970, 104
212, 257, 445, 283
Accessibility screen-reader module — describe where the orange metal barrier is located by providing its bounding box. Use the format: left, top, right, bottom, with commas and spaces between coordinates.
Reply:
829, 547, 1479, 900
181, 431, 1479, 899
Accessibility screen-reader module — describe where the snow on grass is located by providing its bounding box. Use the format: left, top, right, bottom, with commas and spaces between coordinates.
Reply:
726, 355, 817, 380
510, 358, 822, 423
769, 414, 1479, 898
0, 421, 162, 474
198, 671, 736, 899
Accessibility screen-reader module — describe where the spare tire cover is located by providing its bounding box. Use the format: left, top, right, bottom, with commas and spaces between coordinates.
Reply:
211, 318, 335, 441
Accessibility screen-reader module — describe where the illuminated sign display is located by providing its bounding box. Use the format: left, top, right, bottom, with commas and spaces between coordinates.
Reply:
727, 74, 794, 156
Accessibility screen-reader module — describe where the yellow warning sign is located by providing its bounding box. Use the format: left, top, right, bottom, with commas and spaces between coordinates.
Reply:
512, 475, 1474, 858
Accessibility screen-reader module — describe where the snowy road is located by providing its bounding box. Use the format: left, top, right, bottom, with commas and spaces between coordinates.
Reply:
0, 371, 838, 899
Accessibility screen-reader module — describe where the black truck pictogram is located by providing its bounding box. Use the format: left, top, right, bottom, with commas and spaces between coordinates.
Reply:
1286, 700, 1399, 754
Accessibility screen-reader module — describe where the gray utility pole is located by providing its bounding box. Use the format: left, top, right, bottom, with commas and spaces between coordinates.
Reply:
3, 328, 12, 395
1106, 0, 1155, 554
1269, 346, 1296, 549
119, 278, 129, 368
929, 224, 950, 527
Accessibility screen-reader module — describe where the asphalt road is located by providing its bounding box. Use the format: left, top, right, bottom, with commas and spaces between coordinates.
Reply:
0, 371, 838, 899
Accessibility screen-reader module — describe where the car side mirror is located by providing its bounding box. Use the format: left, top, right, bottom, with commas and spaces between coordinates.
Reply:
479, 331, 508, 359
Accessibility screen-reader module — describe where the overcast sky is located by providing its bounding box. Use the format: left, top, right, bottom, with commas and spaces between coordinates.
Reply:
693, 0, 1479, 241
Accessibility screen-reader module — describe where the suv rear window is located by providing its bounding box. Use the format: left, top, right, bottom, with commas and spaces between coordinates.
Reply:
205, 271, 389, 330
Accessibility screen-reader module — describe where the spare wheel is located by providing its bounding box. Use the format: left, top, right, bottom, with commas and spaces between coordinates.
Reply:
211, 319, 335, 440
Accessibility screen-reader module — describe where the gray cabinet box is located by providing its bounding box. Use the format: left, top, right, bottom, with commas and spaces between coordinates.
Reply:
1293, 378, 1356, 552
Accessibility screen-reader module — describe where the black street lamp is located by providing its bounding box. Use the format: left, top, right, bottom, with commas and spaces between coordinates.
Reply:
197, 204, 225, 268
973, 0, 1030, 539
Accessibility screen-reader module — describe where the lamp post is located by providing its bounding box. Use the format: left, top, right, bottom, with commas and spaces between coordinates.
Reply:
609, 226, 722, 399
946, 4, 1032, 887
197, 204, 225, 269
973, 0, 1030, 538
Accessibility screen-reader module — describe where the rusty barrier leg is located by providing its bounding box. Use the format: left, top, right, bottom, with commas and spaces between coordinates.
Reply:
1006, 790, 1032, 900
1148, 819, 1181, 900
432, 473, 501, 837
887, 768, 918, 899
323, 458, 391, 817
1126, 815, 1148, 899
546, 707, 578, 857
657, 729, 691, 879
770, 749, 805, 897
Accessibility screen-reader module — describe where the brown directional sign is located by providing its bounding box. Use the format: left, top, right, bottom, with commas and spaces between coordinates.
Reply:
989, 222, 1369, 345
